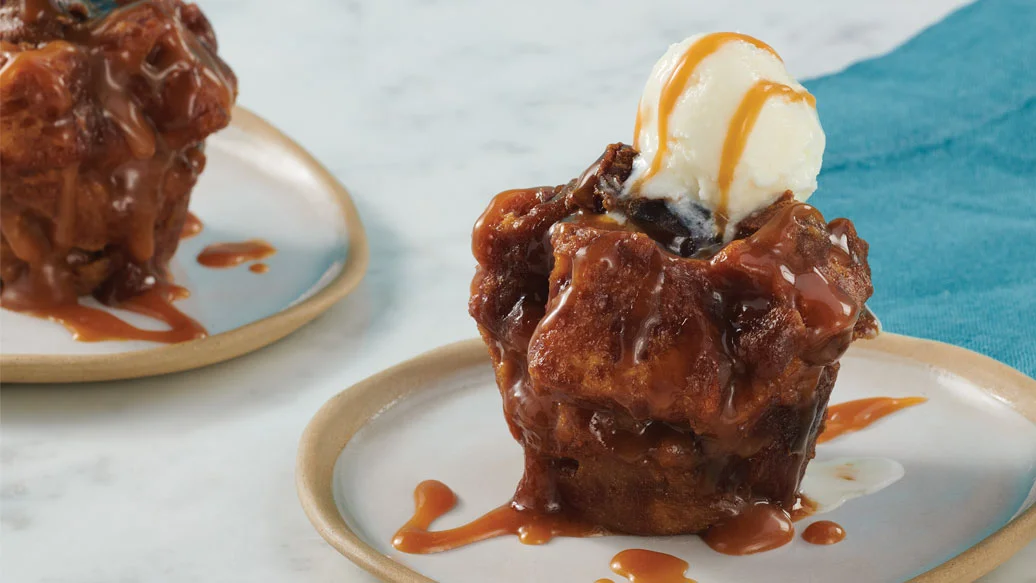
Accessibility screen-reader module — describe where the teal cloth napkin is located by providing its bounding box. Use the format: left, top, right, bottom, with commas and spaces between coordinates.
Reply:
804, 0, 1036, 376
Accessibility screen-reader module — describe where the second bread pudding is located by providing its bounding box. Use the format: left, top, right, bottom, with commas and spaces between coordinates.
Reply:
470, 33, 877, 536
0, 0, 236, 310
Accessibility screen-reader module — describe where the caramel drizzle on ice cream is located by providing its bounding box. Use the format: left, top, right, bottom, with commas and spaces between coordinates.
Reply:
715, 81, 815, 232
629, 31, 779, 157
633, 33, 816, 234
633, 33, 779, 178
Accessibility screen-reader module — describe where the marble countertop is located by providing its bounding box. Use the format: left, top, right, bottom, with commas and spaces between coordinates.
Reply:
3, 0, 1033, 581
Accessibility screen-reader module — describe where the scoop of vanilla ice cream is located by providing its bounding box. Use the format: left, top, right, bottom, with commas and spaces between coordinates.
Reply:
626, 33, 825, 239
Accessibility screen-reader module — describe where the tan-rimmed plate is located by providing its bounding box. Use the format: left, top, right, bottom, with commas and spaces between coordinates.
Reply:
297, 334, 1036, 583
0, 107, 368, 384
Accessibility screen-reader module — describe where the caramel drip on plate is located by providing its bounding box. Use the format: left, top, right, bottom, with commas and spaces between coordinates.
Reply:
248, 263, 269, 274
391, 483, 830, 562
789, 494, 818, 522
607, 549, 696, 583
180, 212, 204, 239
715, 80, 815, 232
22, 283, 207, 343
196, 240, 276, 268
392, 480, 603, 554
818, 397, 928, 443
634, 33, 779, 178
802, 520, 845, 545
701, 501, 795, 555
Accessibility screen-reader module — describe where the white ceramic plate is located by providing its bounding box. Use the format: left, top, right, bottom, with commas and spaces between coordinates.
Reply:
297, 335, 1036, 583
0, 108, 368, 383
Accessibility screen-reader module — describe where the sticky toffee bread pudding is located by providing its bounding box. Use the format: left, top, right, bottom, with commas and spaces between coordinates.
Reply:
0, 0, 235, 339
469, 32, 877, 539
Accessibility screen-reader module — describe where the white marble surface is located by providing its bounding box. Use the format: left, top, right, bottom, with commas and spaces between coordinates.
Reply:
2, 0, 1033, 581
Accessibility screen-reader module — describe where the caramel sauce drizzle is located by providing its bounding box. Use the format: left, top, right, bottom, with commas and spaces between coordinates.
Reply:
790, 494, 819, 522
701, 501, 795, 555
180, 212, 204, 239
248, 263, 269, 274
715, 81, 815, 232
818, 397, 928, 443
196, 240, 276, 268
606, 549, 696, 583
392, 480, 603, 554
802, 520, 845, 545
82, 1, 234, 264
0, 40, 80, 95
26, 282, 206, 343
393, 483, 830, 562
84, 2, 235, 165
633, 33, 779, 181
18, 0, 60, 25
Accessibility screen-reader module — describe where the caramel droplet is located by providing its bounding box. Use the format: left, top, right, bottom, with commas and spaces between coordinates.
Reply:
802, 520, 846, 545
715, 80, 815, 232
197, 240, 276, 268
609, 549, 696, 583
180, 212, 204, 239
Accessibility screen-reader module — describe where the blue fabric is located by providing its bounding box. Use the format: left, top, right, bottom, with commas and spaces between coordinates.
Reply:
802, 0, 1036, 377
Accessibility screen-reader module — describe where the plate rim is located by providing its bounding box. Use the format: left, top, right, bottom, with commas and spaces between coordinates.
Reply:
295, 333, 1036, 583
0, 106, 369, 384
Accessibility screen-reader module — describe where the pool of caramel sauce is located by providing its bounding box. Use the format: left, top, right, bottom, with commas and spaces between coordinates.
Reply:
392, 395, 922, 571
28, 282, 206, 343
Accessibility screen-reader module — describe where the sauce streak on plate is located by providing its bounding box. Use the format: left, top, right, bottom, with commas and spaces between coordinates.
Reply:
24, 282, 206, 343
197, 240, 276, 268
820, 397, 928, 443
392, 480, 603, 554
